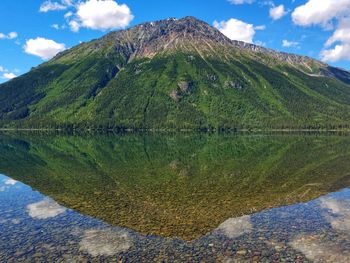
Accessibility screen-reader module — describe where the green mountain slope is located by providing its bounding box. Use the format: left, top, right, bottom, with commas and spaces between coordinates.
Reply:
1, 17, 350, 130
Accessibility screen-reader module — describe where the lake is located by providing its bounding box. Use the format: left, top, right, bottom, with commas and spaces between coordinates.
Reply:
0, 133, 350, 262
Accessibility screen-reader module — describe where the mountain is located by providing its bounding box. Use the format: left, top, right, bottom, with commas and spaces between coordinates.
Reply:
1, 16, 350, 130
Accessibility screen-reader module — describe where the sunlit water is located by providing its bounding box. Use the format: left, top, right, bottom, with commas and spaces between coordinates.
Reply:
0, 133, 350, 262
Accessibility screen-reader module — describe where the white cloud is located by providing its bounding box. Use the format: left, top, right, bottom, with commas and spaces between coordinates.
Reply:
1, 73, 17, 80
69, 20, 80, 32
321, 18, 350, 62
213, 18, 256, 43
292, 0, 350, 27
0, 67, 16, 80
51, 24, 66, 30
255, 40, 266, 47
27, 199, 66, 219
69, 0, 134, 32
0, 32, 18, 40
8, 32, 18, 39
39, 0, 69, 12
228, 0, 254, 4
269, 5, 288, 20
292, 0, 350, 62
254, 25, 266, 30
325, 18, 350, 47
321, 44, 350, 62
282, 39, 300, 48
24, 37, 66, 60
64, 11, 73, 18
39, 0, 134, 32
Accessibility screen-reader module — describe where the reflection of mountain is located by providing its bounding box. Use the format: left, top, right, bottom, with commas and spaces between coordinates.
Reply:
0, 134, 350, 240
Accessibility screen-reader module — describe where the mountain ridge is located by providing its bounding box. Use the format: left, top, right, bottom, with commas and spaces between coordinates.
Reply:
53, 17, 327, 71
1, 16, 350, 130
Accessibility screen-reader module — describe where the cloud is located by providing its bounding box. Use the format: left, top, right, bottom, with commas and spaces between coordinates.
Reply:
282, 39, 300, 48
292, 0, 350, 62
325, 19, 350, 47
213, 18, 256, 43
51, 24, 66, 30
40, 0, 134, 32
228, 0, 254, 4
27, 199, 66, 219
292, 0, 350, 28
64, 11, 73, 18
24, 37, 66, 60
321, 44, 350, 62
8, 32, 18, 39
69, 20, 80, 32
68, 0, 134, 32
269, 5, 288, 20
321, 18, 350, 62
217, 215, 252, 239
254, 25, 266, 30
0, 32, 18, 40
39, 0, 69, 12
79, 229, 132, 256
1, 72, 17, 80
255, 40, 266, 47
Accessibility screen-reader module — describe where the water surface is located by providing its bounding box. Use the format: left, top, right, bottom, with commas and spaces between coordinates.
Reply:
0, 133, 350, 261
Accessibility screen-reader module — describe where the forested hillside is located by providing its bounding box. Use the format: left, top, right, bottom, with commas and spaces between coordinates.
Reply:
1, 17, 350, 130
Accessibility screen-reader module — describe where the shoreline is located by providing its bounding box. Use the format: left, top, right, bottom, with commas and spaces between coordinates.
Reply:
0, 127, 350, 133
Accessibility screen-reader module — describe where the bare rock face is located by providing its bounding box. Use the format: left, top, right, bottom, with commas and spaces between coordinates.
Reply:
169, 90, 179, 101
57, 16, 349, 85
96, 16, 328, 72
225, 81, 243, 90
169, 81, 193, 101
178, 81, 190, 92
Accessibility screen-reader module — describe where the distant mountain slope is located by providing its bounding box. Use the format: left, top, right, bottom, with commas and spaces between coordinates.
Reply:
1, 16, 350, 130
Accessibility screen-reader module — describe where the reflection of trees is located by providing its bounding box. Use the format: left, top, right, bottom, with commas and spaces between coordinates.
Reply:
0, 134, 350, 240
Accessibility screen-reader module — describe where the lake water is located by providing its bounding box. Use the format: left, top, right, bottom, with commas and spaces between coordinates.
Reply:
0, 133, 350, 262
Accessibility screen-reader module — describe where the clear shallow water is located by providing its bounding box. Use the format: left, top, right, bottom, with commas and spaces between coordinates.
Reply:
0, 133, 350, 262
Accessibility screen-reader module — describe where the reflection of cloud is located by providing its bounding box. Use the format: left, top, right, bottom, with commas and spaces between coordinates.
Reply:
0, 178, 18, 192
217, 215, 252, 239
80, 229, 132, 256
27, 199, 66, 219
290, 234, 350, 262
4, 179, 17, 185
320, 197, 350, 232
290, 197, 350, 262
11, 219, 21, 224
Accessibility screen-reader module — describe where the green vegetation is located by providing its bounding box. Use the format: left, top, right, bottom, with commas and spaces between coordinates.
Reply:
1, 133, 350, 239
1, 17, 350, 130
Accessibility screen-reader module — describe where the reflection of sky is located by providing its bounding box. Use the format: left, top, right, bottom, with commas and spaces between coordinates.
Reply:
0, 174, 19, 192
27, 199, 66, 219
1, 173, 350, 262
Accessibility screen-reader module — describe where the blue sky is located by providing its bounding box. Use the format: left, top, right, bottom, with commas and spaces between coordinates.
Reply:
1, 0, 350, 83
